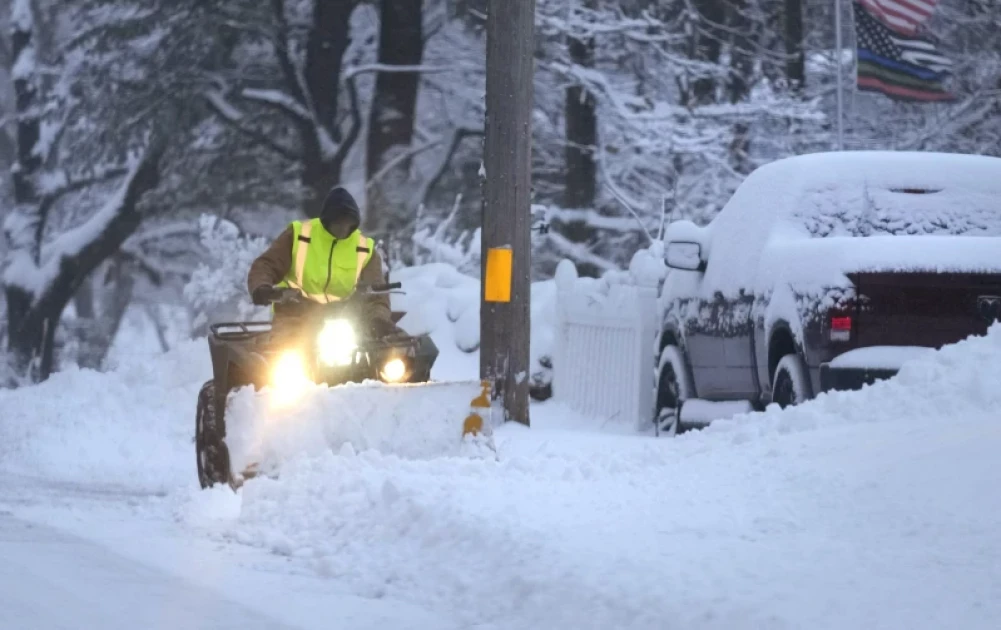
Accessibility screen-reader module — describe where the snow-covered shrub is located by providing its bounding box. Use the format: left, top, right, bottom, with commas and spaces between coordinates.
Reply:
183, 215, 270, 333
392, 196, 482, 276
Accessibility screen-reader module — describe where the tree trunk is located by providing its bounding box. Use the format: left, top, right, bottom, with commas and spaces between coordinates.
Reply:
365, 0, 424, 233
727, 0, 753, 173
564, 1, 597, 210
300, 0, 358, 218
91, 260, 136, 369
563, 0, 599, 277
4, 139, 166, 382
74, 277, 96, 319
689, 0, 724, 105
5, 2, 44, 376
481, 0, 535, 426
75, 260, 136, 370
784, 0, 805, 91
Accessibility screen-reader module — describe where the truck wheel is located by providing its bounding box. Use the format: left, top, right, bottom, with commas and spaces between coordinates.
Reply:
654, 346, 692, 436
772, 354, 812, 409
195, 380, 232, 489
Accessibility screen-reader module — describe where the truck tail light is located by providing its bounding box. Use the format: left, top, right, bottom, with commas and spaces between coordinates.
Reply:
828, 302, 855, 342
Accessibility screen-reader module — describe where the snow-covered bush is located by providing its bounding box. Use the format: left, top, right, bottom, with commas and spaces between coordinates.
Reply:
183, 215, 270, 333
397, 196, 482, 276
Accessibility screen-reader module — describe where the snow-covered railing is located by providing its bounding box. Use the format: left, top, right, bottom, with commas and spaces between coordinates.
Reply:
552, 245, 665, 430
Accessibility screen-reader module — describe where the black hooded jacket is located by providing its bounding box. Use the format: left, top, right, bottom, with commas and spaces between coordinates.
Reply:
320, 186, 361, 235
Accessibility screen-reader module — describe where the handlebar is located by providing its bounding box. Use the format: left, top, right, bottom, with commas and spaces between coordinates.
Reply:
267, 282, 402, 305
368, 282, 402, 292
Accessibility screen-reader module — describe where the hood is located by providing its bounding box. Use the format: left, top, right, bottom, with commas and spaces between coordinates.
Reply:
319, 186, 361, 233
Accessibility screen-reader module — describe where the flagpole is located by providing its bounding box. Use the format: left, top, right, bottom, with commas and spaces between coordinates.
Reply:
835, 0, 845, 150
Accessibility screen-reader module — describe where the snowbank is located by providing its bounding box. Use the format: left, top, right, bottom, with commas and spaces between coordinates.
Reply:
388, 262, 559, 382
176, 325, 1001, 630
0, 339, 209, 491
700, 322, 1001, 440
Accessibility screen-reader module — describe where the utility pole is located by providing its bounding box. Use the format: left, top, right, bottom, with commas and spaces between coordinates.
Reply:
480, 0, 535, 426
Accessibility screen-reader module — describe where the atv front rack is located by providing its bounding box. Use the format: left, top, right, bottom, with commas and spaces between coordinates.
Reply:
210, 321, 273, 341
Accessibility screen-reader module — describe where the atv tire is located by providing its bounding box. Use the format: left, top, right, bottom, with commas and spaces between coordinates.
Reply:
195, 379, 233, 489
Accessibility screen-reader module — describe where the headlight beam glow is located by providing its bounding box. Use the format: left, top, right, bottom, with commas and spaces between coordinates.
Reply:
381, 358, 408, 383
269, 350, 310, 408
317, 318, 357, 366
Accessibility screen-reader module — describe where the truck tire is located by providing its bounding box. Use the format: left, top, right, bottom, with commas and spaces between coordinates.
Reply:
195, 380, 232, 489
654, 345, 693, 436
772, 354, 812, 409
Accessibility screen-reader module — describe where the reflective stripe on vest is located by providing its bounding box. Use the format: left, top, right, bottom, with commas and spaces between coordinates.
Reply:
292, 220, 313, 292
280, 219, 374, 304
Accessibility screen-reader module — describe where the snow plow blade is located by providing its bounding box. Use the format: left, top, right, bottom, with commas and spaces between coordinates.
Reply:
222, 380, 496, 485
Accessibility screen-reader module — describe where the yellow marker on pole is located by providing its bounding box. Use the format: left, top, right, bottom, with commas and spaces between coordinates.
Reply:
484, 247, 512, 303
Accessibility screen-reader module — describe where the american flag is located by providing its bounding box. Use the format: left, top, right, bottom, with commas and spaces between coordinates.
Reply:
853, 1, 954, 102
859, 0, 940, 36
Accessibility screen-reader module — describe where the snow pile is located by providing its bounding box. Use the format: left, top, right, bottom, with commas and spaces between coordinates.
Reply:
0, 339, 210, 491
703, 322, 1001, 442
224, 380, 496, 477
389, 263, 559, 382
177, 326, 1001, 628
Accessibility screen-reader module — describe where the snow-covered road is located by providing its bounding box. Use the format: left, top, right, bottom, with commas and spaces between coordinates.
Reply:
2, 325, 1000, 629
1, 510, 300, 630
1, 477, 460, 630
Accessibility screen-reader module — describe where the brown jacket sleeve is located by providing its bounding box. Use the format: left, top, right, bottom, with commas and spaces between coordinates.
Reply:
359, 247, 392, 323
247, 227, 294, 296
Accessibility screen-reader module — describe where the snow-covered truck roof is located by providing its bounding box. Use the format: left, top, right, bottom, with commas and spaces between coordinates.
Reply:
665, 151, 1001, 296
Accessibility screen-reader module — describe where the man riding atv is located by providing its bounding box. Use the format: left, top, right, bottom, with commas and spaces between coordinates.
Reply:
195, 185, 447, 489
247, 185, 398, 338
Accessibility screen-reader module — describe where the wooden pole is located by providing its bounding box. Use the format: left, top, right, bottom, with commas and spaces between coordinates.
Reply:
480, 0, 535, 426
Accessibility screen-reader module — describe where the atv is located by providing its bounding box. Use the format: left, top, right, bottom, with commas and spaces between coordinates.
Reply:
194, 281, 439, 489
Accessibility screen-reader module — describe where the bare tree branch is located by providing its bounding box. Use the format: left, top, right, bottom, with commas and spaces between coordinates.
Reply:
269, 0, 309, 109
418, 126, 484, 206
239, 88, 312, 122
329, 74, 363, 172
365, 138, 443, 192
41, 166, 129, 204
117, 248, 163, 286
345, 63, 478, 79
203, 90, 302, 162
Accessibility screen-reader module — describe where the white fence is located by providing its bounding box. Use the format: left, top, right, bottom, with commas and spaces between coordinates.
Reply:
552, 258, 661, 430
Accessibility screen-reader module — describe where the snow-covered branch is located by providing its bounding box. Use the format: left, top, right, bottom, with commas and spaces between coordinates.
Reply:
239, 88, 312, 123
24, 138, 166, 303
38, 166, 129, 203
545, 231, 619, 273
344, 63, 478, 80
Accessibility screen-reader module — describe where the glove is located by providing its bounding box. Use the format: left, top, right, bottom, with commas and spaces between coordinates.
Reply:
251, 285, 281, 306
369, 318, 399, 338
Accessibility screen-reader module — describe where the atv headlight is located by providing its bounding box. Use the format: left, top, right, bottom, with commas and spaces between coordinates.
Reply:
317, 318, 357, 366
270, 350, 309, 407
380, 358, 408, 383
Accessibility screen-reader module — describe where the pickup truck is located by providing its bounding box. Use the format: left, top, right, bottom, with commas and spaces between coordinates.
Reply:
653, 151, 1001, 434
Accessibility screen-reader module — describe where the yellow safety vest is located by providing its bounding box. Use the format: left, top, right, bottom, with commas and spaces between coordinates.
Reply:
276, 218, 374, 303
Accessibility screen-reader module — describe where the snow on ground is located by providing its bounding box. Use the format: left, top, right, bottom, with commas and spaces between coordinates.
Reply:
0, 338, 208, 491
169, 325, 1001, 630
2, 261, 1000, 629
